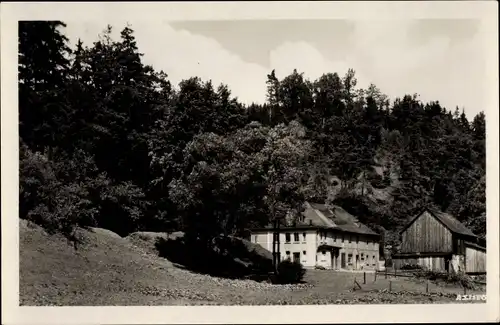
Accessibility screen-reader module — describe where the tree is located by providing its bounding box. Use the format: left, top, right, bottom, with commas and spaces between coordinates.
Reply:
260, 121, 311, 271
266, 70, 281, 124
18, 21, 72, 156
167, 120, 311, 272
276, 69, 314, 124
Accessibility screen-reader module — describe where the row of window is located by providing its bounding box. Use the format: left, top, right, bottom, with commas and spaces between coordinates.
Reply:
319, 231, 377, 246
284, 250, 378, 267
253, 232, 378, 246
346, 253, 377, 265
288, 251, 377, 260
285, 232, 306, 243
285, 250, 306, 256
284, 250, 306, 264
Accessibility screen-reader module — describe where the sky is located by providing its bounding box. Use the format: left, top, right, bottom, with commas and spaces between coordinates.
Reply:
63, 19, 486, 119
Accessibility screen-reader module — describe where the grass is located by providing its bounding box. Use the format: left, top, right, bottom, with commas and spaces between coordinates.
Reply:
20, 219, 486, 306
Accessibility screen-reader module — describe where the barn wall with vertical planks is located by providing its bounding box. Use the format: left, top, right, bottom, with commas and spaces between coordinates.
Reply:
465, 245, 486, 273
393, 256, 446, 271
400, 211, 453, 253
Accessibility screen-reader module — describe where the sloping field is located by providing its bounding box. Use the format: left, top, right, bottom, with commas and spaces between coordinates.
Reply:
19, 220, 484, 306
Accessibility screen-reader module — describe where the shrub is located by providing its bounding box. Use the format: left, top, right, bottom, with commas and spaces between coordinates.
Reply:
446, 272, 476, 289
19, 145, 98, 242
413, 269, 477, 289
275, 260, 306, 284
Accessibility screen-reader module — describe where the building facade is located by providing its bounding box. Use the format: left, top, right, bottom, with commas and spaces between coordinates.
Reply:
250, 202, 381, 270
392, 208, 486, 274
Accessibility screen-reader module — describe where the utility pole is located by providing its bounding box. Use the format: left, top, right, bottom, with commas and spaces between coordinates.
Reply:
272, 218, 277, 272
276, 218, 281, 270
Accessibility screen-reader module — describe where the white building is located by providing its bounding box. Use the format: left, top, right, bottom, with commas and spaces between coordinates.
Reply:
250, 202, 381, 270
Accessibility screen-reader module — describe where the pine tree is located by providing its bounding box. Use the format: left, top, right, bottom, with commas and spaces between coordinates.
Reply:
18, 21, 72, 155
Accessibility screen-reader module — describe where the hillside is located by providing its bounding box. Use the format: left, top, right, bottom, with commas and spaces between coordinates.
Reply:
19, 219, 306, 305
20, 219, 485, 306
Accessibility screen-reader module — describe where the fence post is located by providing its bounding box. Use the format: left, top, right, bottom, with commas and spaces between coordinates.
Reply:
364, 272, 366, 284
385, 268, 388, 279
389, 280, 392, 292
354, 278, 362, 290
426, 280, 429, 293
374, 271, 377, 282
394, 267, 397, 277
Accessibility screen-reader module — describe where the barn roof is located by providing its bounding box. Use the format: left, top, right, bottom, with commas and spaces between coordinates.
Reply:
401, 207, 478, 238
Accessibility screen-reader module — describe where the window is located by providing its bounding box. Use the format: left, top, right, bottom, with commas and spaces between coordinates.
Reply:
342, 234, 345, 243
302, 232, 306, 241
348, 254, 353, 264
373, 255, 376, 266
286, 251, 290, 256
253, 235, 257, 243
285, 233, 291, 243
348, 235, 352, 243
361, 253, 364, 261
322, 251, 326, 255
356, 236, 359, 244
303, 250, 307, 256
294, 233, 300, 242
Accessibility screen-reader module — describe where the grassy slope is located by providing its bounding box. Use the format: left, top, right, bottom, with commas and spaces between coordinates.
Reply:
20, 220, 484, 306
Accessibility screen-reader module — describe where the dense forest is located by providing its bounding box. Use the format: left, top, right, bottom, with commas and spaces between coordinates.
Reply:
19, 21, 486, 252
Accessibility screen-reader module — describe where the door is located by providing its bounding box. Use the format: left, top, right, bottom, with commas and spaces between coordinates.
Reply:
293, 252, 300, 264
341, 253, 346, 268
445, 256, 451, 272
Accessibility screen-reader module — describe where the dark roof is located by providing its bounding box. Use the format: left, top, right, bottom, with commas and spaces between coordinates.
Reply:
313, 203, 379, 236
401, 208, 478, 238
252, 202, 379, 236
429, 209, 477, 237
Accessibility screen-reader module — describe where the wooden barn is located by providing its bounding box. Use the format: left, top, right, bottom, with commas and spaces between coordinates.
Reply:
392, 208, 486, 274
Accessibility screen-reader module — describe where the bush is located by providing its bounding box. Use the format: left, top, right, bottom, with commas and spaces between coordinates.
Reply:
19, 145, 98, 242
445, 272, 476, 289
275, 260, 306, 284
413, 269, 477, 289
